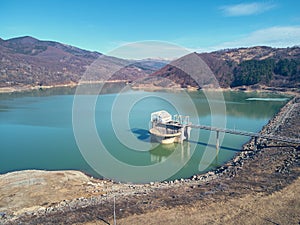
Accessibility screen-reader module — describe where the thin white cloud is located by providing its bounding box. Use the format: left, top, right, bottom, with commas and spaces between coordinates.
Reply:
107, 41, 190, 60
207, 26, 300, 52
220, 2, 276, 16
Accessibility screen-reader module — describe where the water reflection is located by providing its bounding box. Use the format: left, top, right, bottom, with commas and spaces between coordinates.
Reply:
150, 142, 191, 163
186, 90, 290, 119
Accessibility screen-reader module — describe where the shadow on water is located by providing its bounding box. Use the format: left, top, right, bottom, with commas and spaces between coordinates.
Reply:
130, 128, 150, 141
188, 140, 242, 152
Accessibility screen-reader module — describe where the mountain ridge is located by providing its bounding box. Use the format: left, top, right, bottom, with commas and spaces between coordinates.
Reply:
1, 36, 299, 90
147, 46, 300, 89
0, 36, 165, 88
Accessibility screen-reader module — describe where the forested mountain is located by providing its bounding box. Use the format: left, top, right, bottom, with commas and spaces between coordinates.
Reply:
150, 46, 300, 89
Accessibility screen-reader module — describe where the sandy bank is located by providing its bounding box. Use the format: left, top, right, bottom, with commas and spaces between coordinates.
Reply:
0, 170, 101, 215
0, 80, 131, 94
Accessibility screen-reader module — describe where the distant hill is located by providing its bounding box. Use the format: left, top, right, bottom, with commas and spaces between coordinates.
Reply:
0, 36, 166, 88
148, 46, 300, 89
0, 36, 100, 87
1, 36, 299, 90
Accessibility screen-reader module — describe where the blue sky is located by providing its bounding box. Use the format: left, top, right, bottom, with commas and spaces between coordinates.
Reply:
0, 0, 300, 54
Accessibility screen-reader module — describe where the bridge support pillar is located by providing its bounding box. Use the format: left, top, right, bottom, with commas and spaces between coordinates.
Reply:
216, 131, 220, 152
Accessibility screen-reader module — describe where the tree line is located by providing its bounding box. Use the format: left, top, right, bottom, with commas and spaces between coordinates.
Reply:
232, 58, 300, 87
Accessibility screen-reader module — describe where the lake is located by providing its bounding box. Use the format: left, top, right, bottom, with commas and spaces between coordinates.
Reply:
0, 84, 289, 183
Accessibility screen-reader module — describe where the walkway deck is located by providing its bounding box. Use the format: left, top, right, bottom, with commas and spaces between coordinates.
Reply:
189, 124, 300, 144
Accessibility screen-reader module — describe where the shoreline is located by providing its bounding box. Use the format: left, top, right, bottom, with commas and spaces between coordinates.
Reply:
1, 81, 299, 95
1, 93, 299, 224
0, 80, 131, 94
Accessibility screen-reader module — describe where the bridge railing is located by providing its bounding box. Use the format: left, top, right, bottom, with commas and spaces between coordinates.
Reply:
189, 124, 300, 145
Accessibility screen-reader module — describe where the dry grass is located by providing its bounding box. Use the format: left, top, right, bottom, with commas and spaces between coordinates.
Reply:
117, 176, 300, 225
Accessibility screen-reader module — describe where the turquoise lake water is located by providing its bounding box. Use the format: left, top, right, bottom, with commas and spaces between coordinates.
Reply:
0, 85, 288, 183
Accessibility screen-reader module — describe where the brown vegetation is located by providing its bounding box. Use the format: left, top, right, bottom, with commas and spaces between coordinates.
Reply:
0, 36, 165, 89
1, 36, 300, 91
148, 47, 300, 89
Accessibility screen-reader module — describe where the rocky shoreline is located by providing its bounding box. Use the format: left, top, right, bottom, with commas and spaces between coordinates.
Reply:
1, 94, 300, 225
1, 82, 299, 95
